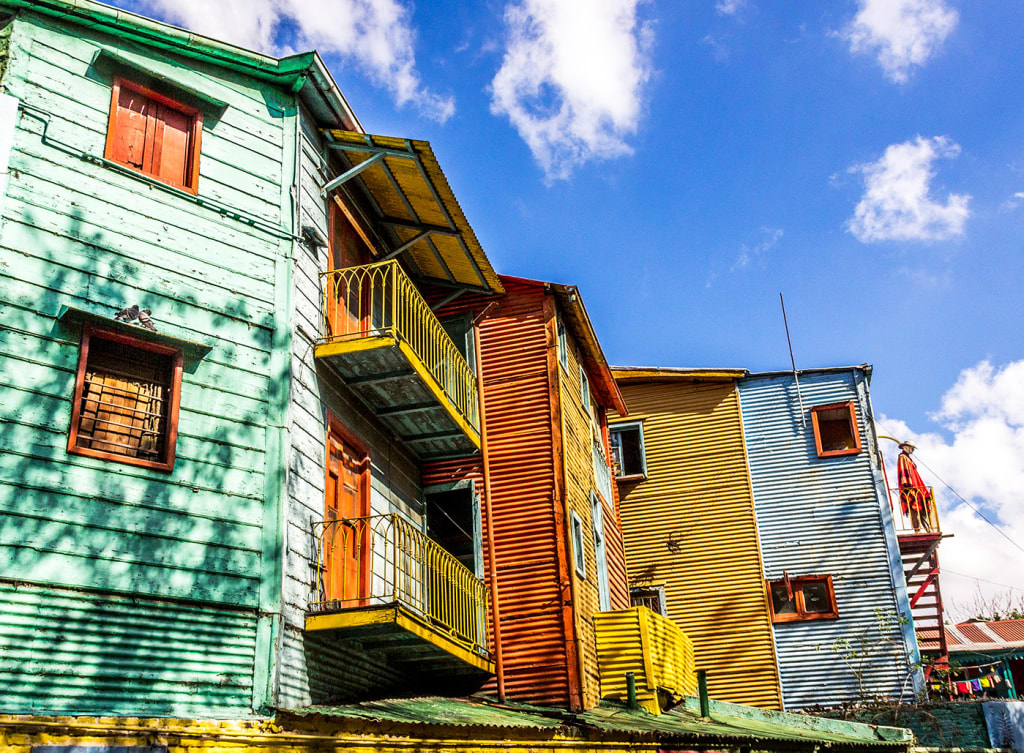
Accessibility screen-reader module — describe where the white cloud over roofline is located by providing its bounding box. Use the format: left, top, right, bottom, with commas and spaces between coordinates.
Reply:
132, 0, 455, 123
489, 0, 654, 181
844, 0, 958, 83
847, 136, 970, 243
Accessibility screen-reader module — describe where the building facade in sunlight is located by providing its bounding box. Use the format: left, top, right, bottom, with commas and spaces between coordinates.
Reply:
610, 365, 921, 711
0, 0, 694, 738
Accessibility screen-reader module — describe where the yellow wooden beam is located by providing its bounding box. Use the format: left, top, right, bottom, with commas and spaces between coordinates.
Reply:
396, 340, 481, 448
315, 333, 398, 359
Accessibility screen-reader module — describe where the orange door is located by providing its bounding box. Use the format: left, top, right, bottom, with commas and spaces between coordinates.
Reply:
324, 422, 369, 604
326, 203, 373, 338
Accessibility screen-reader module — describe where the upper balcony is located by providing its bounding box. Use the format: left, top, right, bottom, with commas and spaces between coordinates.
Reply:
316, 260, 480, 457
890, 486, 941, 537
306, 512, 493, 689
594, 606, 697, 715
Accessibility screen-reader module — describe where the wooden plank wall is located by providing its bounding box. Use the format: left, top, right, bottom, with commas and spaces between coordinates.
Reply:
613, 380, 784, 710
0, 14, 290, 714
276, 112, 425, 707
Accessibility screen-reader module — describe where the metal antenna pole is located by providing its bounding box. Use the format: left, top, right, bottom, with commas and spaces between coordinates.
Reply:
780, 293, 805, 427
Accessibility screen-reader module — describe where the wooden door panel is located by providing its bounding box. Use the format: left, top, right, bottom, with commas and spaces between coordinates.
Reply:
324, 423, 369, 605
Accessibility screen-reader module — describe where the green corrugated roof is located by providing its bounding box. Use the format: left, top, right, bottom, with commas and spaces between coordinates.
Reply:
278, 695, 914, 749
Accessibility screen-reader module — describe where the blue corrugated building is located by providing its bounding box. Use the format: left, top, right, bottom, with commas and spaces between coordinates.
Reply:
737, 366, 921, 709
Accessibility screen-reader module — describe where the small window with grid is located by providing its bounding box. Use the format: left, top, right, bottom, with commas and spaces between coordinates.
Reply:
630, 585, 666, 616
68, 325, 182, 472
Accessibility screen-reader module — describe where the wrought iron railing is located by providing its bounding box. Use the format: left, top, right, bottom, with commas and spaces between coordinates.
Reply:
890, 486, 940, 533
310, 513, 490, 657
319, 261, 479, 431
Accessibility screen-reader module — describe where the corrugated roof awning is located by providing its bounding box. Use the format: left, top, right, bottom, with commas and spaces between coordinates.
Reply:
323, 130, 503, 295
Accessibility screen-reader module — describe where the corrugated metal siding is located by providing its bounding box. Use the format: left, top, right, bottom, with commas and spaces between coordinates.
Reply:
474, 279, 572, 706
738, 371, 914, 709
0, 582, 257, 716
614, 380, 783, 709
560, 324, 602, 709
595, 607, 697, 713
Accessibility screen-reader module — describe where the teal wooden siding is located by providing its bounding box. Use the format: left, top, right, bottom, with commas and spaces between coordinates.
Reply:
0, 12, 294, 715
0, 582, 257, 716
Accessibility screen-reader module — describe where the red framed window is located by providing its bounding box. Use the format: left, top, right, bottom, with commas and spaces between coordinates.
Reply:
768, 574, 839, 623
67, 324, 183, 472
105, 76, 202, 193
810, 401, 862, 457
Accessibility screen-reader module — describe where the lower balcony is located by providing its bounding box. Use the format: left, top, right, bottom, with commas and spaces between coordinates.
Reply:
306, 513, 494, 687
594, 606, 697, 715
317, 261, 480, 458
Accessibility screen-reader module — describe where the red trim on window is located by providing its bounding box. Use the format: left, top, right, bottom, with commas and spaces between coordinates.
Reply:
67, 323, 182, 472
810, 400, 862, 458
767, 574, 839, 623
105, 76, 202, 194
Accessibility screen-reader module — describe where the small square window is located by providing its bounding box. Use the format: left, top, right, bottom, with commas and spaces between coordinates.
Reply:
810, 401, 862, 457
570, 511, 586, 578
68, 325, 183, 472
105, 76, 202, 193
767, 575, 838, 623
609, 421, 647, 479
631, 585, 666, 616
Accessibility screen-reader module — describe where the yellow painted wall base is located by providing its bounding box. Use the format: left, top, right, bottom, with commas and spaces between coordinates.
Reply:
0, 715, 662, 753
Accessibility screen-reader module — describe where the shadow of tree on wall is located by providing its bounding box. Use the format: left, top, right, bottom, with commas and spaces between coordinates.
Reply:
0, 203, 279, 716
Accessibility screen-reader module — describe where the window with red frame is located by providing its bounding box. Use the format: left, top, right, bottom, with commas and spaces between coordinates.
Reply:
768, 575, 838, 623
68, 325, 183, 472
810, 401, 862, 457
105, 76, 202, 193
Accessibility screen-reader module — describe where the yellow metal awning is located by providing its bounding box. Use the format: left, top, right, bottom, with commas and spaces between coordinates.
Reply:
324, 130, 504, 295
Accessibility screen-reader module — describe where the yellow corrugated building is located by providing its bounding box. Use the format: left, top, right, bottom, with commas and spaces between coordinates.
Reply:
609, 368, 783, 710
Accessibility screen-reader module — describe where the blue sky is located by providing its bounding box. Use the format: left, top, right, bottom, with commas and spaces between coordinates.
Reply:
114, 0, 1024, 614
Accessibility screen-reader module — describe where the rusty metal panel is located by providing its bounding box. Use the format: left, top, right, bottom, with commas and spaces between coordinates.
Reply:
613, 379, 784, 710
738, 370, 916, 709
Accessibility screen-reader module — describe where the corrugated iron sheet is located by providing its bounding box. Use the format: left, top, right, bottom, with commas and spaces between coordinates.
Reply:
0, 582, 257, 716
613, 380, 783, 709
986, 620, 1024, 643
595, 607, 696, 713
738, 370, 915, 709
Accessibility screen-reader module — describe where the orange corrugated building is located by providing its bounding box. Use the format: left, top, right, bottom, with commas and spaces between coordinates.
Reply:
426, 276, 632, 709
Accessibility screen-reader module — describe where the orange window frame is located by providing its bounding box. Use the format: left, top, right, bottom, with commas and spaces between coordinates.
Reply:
767, 575, 839, 623
67, 323, 183, 473
810, 400, 862, 458
105, 76, 203, 194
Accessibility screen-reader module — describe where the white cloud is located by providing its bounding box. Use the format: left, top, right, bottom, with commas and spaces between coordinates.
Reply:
847, 136, 970, 243
731, 226, 782, 271
844, 0, 958, 83
489, 0, 654, 181
1000, 191, 1024, 211
877, 360, 1024, 622
715, 0, 747, 17
133, 0, 454, 122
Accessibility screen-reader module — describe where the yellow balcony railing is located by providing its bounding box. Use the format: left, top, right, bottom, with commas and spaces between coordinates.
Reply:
319, 261, 479, 432
890, 486, 940, 534
595, 606, 697, 715
310, 513, 490, 658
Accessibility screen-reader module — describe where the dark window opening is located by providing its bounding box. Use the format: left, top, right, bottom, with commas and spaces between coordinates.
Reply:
440, 313, 476, 373
610, 422, 647, 479
68, 326, 182, 472
631, 586, 666, 616
810, 401, 862, 457
767, 575, 838, 623
425, 486, 479, 576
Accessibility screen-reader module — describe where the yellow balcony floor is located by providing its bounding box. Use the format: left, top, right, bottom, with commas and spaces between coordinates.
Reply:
316, 334, 480, 458
306, 602, 494, 683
